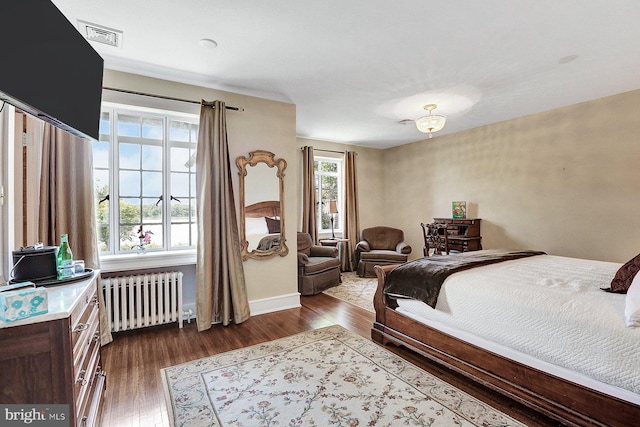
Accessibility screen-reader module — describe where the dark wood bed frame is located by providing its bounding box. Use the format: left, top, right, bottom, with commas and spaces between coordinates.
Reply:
245, 200, 281, 218
371, 264, 640, 427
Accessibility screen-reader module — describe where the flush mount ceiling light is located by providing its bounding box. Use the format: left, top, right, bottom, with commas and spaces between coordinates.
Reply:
199, 38, 218, 49
558, 54, 579, 64
415, 104, 446, 138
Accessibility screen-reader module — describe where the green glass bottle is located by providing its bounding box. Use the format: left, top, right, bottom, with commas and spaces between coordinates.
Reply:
57, 234, 73, 279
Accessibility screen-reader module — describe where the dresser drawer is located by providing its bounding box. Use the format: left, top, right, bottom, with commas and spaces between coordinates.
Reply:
74, 326, 101, 425
70, 281, 103, 427
72, 307, 100, 373
79, 368, 106, 427
73, 306, 99, 379
70, 287, 99, 353
451, 219, 474, 225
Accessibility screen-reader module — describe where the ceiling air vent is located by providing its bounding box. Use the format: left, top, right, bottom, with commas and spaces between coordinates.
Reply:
77, 20, 123, 48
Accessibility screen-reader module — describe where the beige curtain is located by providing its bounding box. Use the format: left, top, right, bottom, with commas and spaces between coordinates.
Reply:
343, 151, 360, 271
195, 100, 250, 331
301, 146, 318, 243
39, 124, 113, 346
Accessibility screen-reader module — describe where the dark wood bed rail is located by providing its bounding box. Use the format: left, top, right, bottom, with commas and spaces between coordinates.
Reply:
371, 264, 640, 427
245, 200, 281, 218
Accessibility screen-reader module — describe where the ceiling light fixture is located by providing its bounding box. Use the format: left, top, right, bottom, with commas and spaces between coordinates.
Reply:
558, 54, 578, 65
199, 38, 218, 49
415, 104, 446, 138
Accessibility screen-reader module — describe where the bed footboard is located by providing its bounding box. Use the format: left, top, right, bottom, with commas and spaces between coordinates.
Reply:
370, 264, 640, 427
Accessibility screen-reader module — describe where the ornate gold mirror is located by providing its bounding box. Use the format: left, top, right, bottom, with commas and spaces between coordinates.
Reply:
237, 150, 288, 260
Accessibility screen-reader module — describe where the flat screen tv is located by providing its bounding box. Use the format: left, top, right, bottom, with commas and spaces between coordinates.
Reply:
0, 0, 104, 141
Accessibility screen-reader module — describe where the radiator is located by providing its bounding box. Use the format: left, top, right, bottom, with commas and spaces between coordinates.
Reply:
102, 271, 184, 332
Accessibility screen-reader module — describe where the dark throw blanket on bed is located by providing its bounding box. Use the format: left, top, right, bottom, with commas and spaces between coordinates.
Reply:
384, 250, 546, 308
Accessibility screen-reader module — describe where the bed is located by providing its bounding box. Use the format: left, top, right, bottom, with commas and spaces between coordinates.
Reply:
371, 250, 640, 426
243, 200, 281, 251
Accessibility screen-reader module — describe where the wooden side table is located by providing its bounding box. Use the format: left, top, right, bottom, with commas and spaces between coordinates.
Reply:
319, 238, 352, 271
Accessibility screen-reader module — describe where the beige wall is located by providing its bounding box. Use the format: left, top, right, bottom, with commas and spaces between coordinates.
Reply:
103, 70, 298, 305
383, 89, 640, 263
295, 138, 385, 237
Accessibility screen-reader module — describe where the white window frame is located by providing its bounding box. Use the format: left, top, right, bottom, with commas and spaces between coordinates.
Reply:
98, 103, 198, 272
314, 155, 344, 238
0, 103, 15, 283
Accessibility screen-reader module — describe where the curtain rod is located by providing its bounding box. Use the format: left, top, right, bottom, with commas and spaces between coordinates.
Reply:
103, 87, 244, 111
301, 147, 357, 155
314, 148, 344, 154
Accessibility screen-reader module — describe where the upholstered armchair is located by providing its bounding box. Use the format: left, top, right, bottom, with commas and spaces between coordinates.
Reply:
297, 232, 341, 295
355, 226, 412, 277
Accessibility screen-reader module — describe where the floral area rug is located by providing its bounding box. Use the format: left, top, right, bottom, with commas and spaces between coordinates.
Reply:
161, 325, 525, 427
322, 272, 377, 312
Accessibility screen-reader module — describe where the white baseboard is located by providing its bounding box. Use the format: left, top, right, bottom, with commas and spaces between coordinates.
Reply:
249, 293, 301, 316
182, 293, 301, 320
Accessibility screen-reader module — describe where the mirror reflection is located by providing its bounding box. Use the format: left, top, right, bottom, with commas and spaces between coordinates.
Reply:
237, 150, 288, 260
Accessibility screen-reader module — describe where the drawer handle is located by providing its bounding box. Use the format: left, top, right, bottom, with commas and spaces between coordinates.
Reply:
85, 294, 99, 305
76, 369, 88, 386
74, 323, 89, 333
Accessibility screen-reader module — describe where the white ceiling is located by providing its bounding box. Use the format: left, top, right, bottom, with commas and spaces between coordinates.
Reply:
52, 0, 640, 149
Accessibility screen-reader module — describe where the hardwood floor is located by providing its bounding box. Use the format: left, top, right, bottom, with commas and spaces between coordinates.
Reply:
99, 293, 561, 426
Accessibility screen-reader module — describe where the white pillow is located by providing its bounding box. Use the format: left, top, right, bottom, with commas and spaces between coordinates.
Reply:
625, 272, 640, 327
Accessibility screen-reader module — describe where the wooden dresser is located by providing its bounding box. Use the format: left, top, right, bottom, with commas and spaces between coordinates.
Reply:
433, 218, 482, 252
0, 271, 105, 427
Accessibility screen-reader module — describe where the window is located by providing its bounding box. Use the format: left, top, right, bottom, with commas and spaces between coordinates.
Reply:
314, 156, 343, 236
94, 105, 198, 256
0, 105, 10, 282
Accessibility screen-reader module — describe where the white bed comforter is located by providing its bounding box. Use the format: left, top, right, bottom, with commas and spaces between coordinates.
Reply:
394, 253, 640, 401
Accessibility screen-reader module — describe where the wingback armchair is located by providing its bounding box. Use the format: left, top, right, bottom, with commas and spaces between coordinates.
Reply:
355, 226, 412, 277
297, 232, 341, 295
